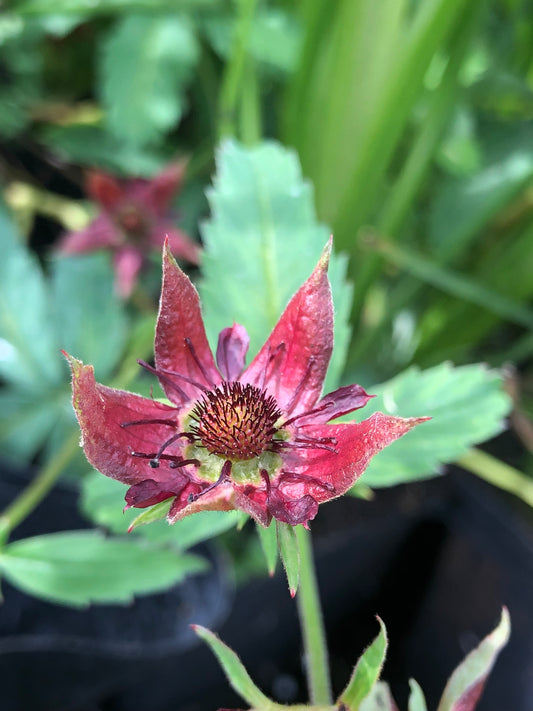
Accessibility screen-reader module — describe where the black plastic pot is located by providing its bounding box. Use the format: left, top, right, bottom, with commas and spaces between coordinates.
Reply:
1, 458, 532, 711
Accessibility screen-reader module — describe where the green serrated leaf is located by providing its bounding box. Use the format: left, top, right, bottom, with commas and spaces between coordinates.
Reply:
193, 625, 275, 709
0, 205, 62, 391
436, 608, 510, 711
200, 139, 352, 393
0, 531, 207, 607
52, 253, 128, 380
100, 14, 199, 145
355, 363, 511, 488
276, 521, 299, 596
256, 520, 277, 576
408, 679, 428, 711
339, 617, 388, 710
81, 472, 239, 547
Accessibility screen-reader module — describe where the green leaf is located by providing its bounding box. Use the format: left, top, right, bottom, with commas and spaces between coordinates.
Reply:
0, 388, 63, 461
0, 205, 62, 391
429, 135, 533, 262
200, 139, 352, 393
193, 625, 275, 709
436, 608, 510, 711
256, 520, 277, 576
203, 8, 302, 74
408, 679, 428, 711
0, 531, 207, 607
41, 125, 167, 175
52, 253, 128, 380
16, 0, 217, 14
339, 617, 388, 710
356, 362, 511, 488
0, 20, 42, 138
100, 14, 199, 145
128, 499, 173, 529
276, 521, 299, 596
359, 682, 398, 711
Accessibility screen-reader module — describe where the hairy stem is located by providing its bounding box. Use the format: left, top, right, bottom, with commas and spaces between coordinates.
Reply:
295, 526, 332, 705
0, 432, 80, 544
458, 447, 533, 508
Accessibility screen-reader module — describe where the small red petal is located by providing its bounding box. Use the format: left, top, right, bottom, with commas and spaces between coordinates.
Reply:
147, 161, 187, 211
86, 170, 125, 212
113, 245, 144, 298
58, 215, 119, 254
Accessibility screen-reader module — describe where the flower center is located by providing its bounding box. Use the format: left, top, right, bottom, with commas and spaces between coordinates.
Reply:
116, 205, 147, 238
188, 381, 282, 461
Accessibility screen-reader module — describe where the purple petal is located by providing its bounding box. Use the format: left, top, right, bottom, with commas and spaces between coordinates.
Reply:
216, 324, 250, 380
267, 489, 319, 527
125, 479, 185, 508
296, 384, 374, 424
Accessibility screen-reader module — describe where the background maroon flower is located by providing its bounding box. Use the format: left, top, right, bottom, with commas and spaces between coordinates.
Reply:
59, 161, 201, 297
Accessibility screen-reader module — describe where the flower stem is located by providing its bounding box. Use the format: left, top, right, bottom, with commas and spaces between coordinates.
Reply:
0, 432, 80, 544
295, 525, 332, 705
458, 447, 533, 508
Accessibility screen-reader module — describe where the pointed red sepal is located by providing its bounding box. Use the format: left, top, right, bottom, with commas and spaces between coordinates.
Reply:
154, 241, 220, 404
284, 413, 430, 502
86, 170, 125, 211
65, 353, 180, 486
242, 241, 334, 416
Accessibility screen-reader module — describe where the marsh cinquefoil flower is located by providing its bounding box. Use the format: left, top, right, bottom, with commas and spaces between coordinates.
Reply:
67, 242, 427, 528
59, 162, 200, 297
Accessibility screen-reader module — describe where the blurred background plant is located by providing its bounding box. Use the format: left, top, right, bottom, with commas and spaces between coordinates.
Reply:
0, 0, 532, 709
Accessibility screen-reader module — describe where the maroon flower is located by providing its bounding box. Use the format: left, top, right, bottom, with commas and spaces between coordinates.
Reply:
67, 241, 428, 528
59, 162, 201, 297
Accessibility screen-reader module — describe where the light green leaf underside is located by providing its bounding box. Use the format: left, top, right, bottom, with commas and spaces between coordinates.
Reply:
359, 681, 397, 711
256, 520, 278, 576
436, 608, 510, 711
200, 139, 352, 394
0, 530, 207, 607
356, 362, 511, 488
408, 679, 428, 711
276, 520, 299, 596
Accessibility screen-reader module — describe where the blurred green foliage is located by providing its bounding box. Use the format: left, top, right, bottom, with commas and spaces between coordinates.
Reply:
0, 0, 532, 605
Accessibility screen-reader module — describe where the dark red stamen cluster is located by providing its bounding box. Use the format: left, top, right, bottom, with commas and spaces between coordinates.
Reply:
189, 381, 282, 460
